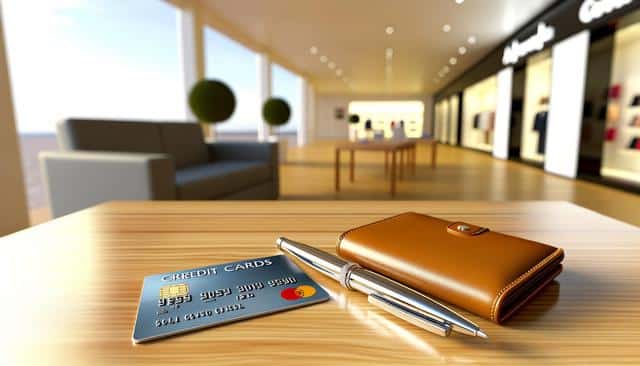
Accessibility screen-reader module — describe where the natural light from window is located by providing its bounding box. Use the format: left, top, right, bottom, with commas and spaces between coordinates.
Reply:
2, 0, 185, 133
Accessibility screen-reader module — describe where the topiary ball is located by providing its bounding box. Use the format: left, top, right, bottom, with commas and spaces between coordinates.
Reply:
262, 98, 291, 126
348, 114, 360, 124
188, 79, 236, 123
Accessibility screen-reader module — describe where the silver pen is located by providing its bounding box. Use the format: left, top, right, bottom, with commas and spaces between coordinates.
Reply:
276, 237, 487, 338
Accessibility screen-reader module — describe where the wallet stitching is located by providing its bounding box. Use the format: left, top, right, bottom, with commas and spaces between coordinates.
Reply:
490, 248, 563, 321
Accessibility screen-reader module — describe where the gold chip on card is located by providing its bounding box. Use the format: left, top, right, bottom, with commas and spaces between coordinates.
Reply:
159, 283, 189, 299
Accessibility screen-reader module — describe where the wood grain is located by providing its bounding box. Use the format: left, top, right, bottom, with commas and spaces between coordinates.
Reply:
1, 201, 639, 365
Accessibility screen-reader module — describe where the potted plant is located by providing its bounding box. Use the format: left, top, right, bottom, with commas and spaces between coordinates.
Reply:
348, 114, 360, 141
188, 79, 236, 140
262, 97, 291, 162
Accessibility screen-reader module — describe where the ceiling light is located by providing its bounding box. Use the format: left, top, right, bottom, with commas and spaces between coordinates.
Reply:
455, 0, 464, 4
320, 55, 328, 63
310, 46, 318, 55
443, 24, 452, 32
328, 62, 336, 69
385, 47, 394, 59
468, 35, 477, 44
336, 69, 343, 76
449, 57, 457, 65
443, 66, 450, 73
458, 46, 467, 55
385, 26, 394, 35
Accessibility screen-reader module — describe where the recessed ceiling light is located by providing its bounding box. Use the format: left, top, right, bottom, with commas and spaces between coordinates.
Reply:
385, 26, 395, 35
468, 35, 477, 44
336, 69, 343, 76
455, 0, 464, 4
385, 48, 394, 59
443, 66, 450, 73
320, 55, 328, 63
310, 46, 318, 55
458, 46, 467, 55
449, 57, 457, 65
443, 24, 452, 32
328, 62, 336, 69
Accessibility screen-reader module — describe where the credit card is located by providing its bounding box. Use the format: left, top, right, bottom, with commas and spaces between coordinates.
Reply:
132, 254, 329, 343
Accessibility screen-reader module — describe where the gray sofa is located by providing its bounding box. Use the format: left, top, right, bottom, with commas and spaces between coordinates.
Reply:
40, 119, 279, 218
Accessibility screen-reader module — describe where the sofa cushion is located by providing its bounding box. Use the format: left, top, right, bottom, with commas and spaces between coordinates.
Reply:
58, 119, 164, 153
158, 123, 209, 169
175, 161, 271, 200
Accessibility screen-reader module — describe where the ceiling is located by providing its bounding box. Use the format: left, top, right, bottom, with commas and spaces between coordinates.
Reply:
202, 0, 557, 95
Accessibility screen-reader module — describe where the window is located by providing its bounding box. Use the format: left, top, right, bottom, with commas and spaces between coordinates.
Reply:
204, 27, 259, 134
271, 63, 302, 134
2, 0, 183, 212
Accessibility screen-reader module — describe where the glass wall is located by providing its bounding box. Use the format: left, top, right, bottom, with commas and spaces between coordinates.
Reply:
271, 63, 302, 135
461, 76, 497, 152
204, 27, 259, 135
520, 50, 552, 163
2, 0, 183, 213
600, 11, 640, 185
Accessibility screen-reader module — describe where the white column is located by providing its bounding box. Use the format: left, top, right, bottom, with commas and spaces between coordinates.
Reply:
297, 78, 312, 147
257, 53, 272, 142
545, 31, 590, 178
493, 67, 513, 160
0, 7, 29, 235
177, 5, 213, 138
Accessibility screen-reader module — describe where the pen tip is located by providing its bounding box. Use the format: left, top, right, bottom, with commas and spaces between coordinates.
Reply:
476, 330, 488, 339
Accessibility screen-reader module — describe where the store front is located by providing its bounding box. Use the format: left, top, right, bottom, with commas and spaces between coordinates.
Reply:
597, 10, 640, 186
461, 75, 497, 153
434, 0, 640, 189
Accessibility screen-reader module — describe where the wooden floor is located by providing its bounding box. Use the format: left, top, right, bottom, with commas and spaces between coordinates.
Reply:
28, 140, 640, 227
281, 140, 640, 227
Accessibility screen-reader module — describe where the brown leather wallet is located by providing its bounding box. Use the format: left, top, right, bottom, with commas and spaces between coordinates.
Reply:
337, 212, 564, 323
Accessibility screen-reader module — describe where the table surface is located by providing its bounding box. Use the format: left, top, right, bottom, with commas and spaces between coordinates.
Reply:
1, 201, 639, 365
336, 139, 416, 150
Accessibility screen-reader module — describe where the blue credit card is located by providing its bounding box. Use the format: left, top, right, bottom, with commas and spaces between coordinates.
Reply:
132, 254, 329, 343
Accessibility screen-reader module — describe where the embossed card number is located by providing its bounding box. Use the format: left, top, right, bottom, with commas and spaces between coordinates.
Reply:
132, 255, 329, 343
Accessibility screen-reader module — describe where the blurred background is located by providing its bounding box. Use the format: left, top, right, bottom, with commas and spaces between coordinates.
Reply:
1, 0, 640, 236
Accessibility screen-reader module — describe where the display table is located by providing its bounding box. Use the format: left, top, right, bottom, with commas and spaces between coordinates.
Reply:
335, 140, 433, 196
1, 201, 639, 365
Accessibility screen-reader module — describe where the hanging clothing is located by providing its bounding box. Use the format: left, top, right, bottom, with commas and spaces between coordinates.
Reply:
533, 111, 548, 154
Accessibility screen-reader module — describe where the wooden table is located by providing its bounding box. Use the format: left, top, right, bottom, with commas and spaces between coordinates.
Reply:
1, 201, 639, 365
335, 140, 426, 196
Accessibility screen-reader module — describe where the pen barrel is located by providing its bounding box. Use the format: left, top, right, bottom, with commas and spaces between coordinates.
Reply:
348, 268, 479, 336
276, 237, 346, 281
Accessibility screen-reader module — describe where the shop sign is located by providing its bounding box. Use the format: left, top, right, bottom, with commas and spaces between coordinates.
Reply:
579, 0, 636, 23
502, 23, 555, 65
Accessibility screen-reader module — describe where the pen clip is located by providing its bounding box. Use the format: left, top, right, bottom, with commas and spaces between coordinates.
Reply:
368, 293, 452, 337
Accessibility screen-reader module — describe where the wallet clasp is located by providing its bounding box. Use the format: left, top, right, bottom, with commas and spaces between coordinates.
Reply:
446, 222, 489, 237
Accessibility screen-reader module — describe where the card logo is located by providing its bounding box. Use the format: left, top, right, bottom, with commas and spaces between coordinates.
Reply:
280, 285, 317, 301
